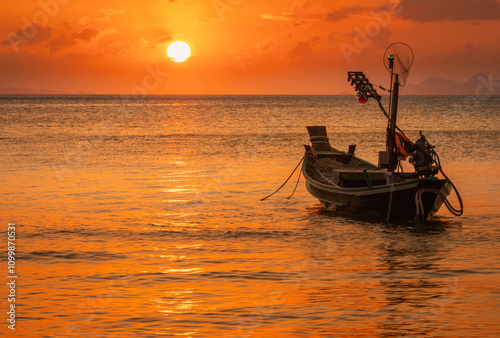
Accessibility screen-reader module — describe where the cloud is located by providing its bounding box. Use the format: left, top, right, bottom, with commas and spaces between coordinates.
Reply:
260, 12, 319, 25
291, 0, 330, 14
98, 8, 126, 22
311, 36, 321, 45
157, 35, 174, 43
46, 35, 70, 54
326, 5, 365, 22
291, 19, 309, 31
101, 9, 126, 16
288, 41, 312, 59
287, 36, 321, 59
71, 28, 100, 42
260, 13, 294, 21
1, 24, 52, 47
259, 39, 275, 51
78, 17, 91, 26
261, 12, 319, 36
450, 43, 482, 61
0, 50, 152, 94
137, 38, 149, 48
371, 27, 392, 48
463, 43, 476, 56
96, 29, 119, 39
43, 27, 114, 54
197, 17, 219, 23
62, 21, 72, 30
398, 0, 500, 22
44, 28, 100, 54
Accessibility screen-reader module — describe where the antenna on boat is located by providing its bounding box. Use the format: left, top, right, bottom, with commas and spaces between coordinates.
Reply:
383, 42, 414, 172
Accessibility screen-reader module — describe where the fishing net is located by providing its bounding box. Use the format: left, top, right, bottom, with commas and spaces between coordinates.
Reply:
383, 42, 414, 87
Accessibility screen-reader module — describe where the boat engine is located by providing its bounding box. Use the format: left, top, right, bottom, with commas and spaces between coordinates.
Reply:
409, 132, 438, 176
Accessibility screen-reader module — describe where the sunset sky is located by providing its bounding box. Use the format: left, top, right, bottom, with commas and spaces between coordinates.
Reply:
1, 0, 499, 94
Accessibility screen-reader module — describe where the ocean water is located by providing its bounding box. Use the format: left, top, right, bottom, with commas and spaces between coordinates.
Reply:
1, 95, 499, 337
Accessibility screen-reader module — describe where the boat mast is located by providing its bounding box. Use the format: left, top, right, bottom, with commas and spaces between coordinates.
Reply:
387, 54, 400, 172
348, 44, 413, 173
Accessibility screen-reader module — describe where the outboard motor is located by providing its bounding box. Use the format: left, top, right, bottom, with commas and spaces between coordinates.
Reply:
409, 132, 438, 176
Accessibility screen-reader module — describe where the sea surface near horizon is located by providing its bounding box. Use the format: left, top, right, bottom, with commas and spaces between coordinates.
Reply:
1, 95, 499, 337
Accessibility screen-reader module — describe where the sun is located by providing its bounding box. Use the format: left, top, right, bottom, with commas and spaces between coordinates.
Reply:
167, 41, 191, 62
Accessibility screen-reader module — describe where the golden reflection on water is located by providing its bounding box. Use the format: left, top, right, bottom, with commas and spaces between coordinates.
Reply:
159, 267, 205, 274
2, 95, 499, 337
4, 155, 499, 337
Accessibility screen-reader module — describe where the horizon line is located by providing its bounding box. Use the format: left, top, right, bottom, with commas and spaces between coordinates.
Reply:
1, 93, 499, 96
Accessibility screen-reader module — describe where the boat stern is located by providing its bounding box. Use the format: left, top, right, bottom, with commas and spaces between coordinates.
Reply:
425, 179, 452, 221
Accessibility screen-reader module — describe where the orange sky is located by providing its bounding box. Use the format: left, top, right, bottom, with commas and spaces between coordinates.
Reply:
0, 0, 499, 94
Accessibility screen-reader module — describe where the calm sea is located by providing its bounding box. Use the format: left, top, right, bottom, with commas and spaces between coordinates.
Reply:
1, 95, 499, 337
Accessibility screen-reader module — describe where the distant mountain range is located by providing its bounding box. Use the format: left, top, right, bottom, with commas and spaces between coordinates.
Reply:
404, 73, 500, 95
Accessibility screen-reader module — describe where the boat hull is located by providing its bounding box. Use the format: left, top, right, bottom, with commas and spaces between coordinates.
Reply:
303, 158, 451, 222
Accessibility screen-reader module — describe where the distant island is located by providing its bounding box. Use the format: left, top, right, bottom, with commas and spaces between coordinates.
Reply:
403, 73, 500, 95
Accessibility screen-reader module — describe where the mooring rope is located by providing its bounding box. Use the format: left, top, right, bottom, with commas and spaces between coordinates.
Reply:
433, 152, 464, 216
260, 155, 305, 201
386, 184, 395, 222
414, 188, 442, 223
287, 166, 303, 199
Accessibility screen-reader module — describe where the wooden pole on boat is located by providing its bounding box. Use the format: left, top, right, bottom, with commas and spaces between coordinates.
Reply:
386, 52, 400, 173
388, 74, 400, 172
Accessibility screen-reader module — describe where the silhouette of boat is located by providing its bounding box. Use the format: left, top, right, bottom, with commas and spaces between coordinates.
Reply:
301, 43, 463, 222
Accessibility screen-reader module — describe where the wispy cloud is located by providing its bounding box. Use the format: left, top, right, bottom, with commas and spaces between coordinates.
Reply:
100, 9, 126, 16
260, 13, 294, 21
259, 39, 275, 51
1, 24, 52, 47
71, 28, 100, 42
325, 5, 366, 22
287, 36, 321, 59
398, 0, 500, 22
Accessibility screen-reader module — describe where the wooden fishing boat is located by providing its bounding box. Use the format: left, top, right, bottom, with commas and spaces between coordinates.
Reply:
302, 126, 453, 222
301, 43, 463, 222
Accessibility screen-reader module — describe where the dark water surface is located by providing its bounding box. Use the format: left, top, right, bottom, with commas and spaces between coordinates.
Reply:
1, 95, 499, 337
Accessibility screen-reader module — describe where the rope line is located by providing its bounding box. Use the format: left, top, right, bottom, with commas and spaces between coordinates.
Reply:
386, 184, 395, 222
414, 188, 442, 223
260, 156, 305, 201
287, 166, 303, 199
433, 152, 464, 216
